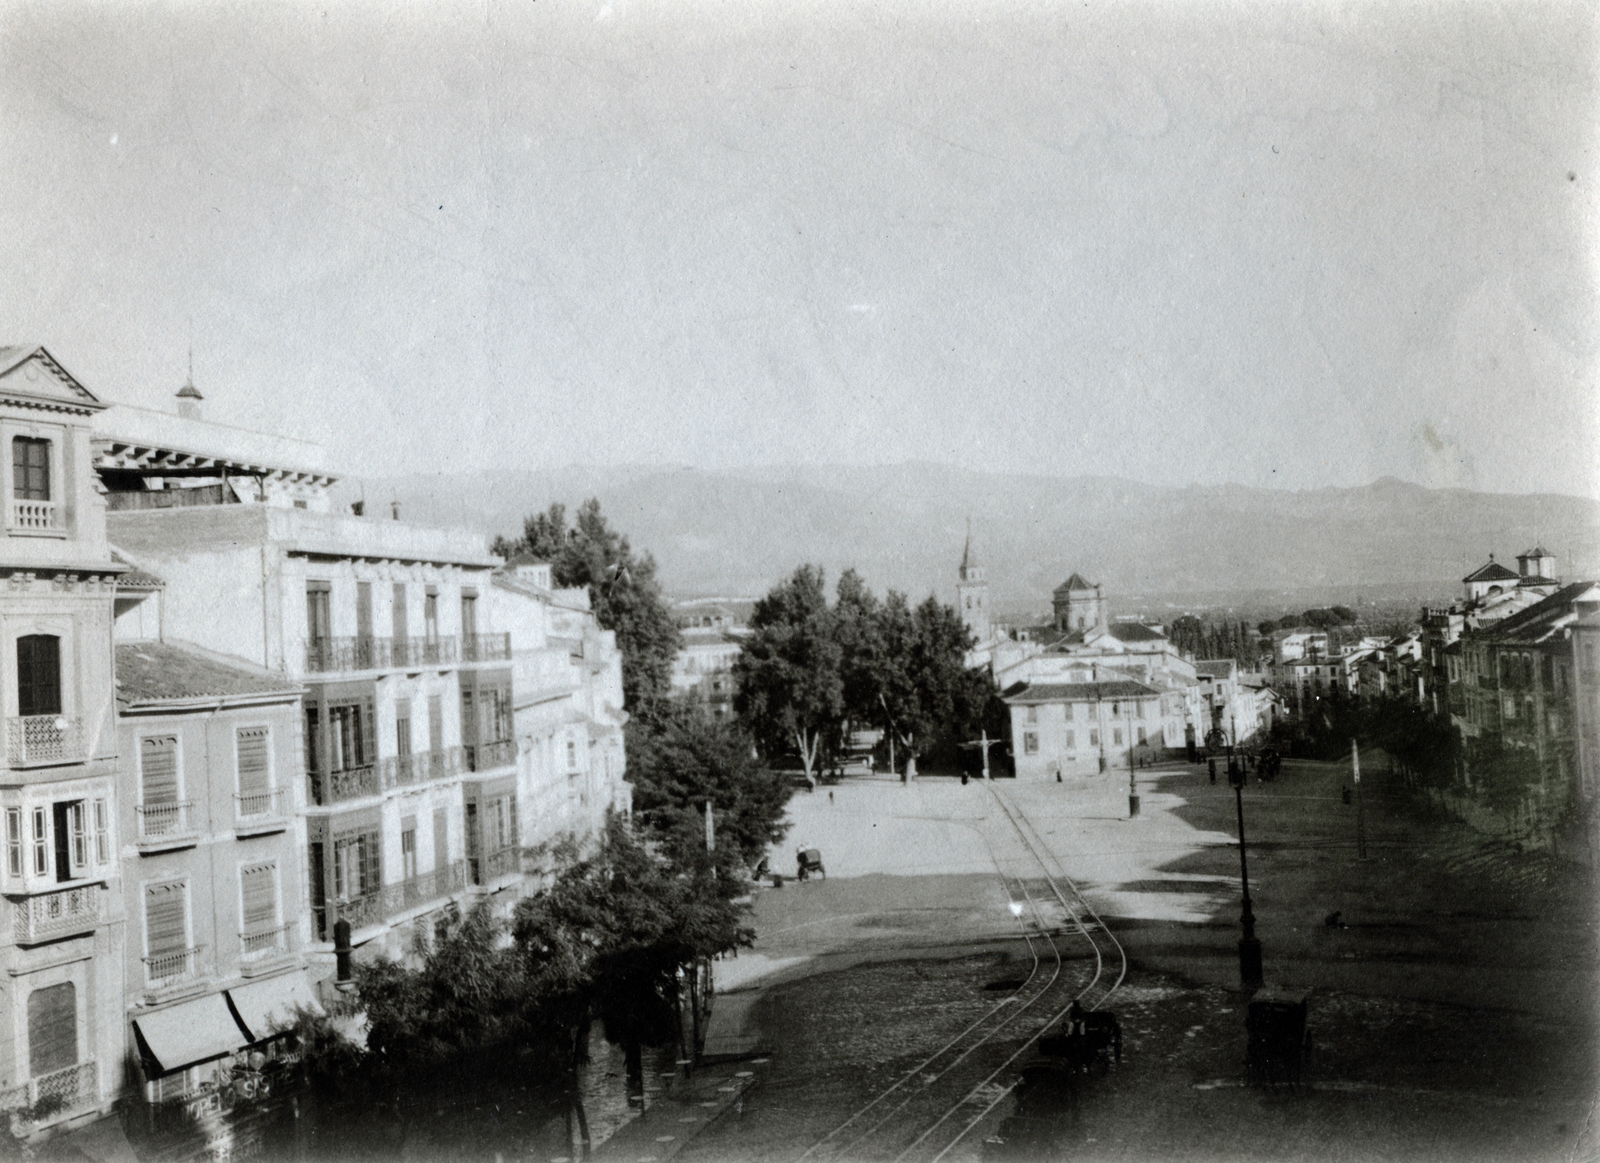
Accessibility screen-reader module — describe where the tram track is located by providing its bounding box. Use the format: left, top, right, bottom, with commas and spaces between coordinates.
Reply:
793, 784, 1126, 1163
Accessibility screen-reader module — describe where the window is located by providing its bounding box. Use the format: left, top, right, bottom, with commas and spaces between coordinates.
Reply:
27, 982, 75, 1078
237, 727, 271, 813
1089, 730, 1099, 747
1065, 730, 1075, 749
461, 593, 478, 641
1026, 706, 1038, 724
31, 807, 47, 876
305, 583, 331, 643
144, 882, 191, 981
6, 808, 20, 877
328, 701, 371, 770
12, 437, 50, 501
566, 738, 578, 770
93, 798, 108, 864
491, 795, 517, 851
68, 802, 87, 871
1138, 727, 1147, 744
391, 583, 408, 643
1113, 728, 1123, 746
356, 582, 373, 641
433, 808, 448, 872
16, 634, 61, 717
425, 588, 439, 643
240, 863, 280, 953
428, 696, 443, 753
395, 699, 412, 759
140, 736, 181, 835
332, 831, 380, 900
1023, 732, 1038, 755
401, 819, 417, 881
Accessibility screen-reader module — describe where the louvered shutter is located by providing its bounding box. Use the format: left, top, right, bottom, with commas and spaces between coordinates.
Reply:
360, 698, 376, 766
237, 728, 270, 796
16, 635, 61, 718
507, 796, 519, 851
432, 808, 447, 872
241, 864, 277, 936
359, 831, 381, 897
27, 982, 76, 1076
144, 883, 188, 958
141, 737, 179, 805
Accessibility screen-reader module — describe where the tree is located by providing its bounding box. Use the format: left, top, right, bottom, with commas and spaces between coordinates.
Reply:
496, 499, 682, 721
874, 594, 985, 775
834, 569, 887, 733
734, 565, 844, 787
625, 699, 790, 871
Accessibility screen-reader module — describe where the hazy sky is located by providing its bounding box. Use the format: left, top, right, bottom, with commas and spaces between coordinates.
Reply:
2, 1, 1595, 495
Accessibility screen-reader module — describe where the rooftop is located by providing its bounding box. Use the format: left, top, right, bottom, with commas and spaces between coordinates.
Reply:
1002, 679, 1161, 703
1464, 559, 1520, 584
94, 403, 333, 483
1194, 660, 1236, 678
1106, 622, 1166, 643
1053, 572, 1095, 594
1478, 580, 1600, 646
116, 641, 302, 706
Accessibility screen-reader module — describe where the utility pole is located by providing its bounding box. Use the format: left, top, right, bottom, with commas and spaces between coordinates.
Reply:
1352, 738, 1368, 860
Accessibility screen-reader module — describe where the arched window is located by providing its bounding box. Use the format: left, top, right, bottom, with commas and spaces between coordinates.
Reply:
16, 635, 61, 717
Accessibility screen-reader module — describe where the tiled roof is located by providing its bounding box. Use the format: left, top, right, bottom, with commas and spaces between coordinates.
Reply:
1463, 560, 1519, 583
1194, 660, 1235, 678
1003, 680, 1161, 703
1108, 622, 1165, 643
116, 642, 302, 706
1516, 575, 1559, 587
1053, 572, 1095, 594
1479, 581, 1600, 645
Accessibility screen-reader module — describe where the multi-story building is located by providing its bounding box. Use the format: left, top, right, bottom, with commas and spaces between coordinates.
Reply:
0, 347, 126, 1138
110, 639, 321, 1149
94, 391, 515, 974
669, 599, 749, 720
1003, 676, 1165, 780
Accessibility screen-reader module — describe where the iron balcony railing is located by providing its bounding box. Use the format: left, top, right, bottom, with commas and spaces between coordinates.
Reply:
392, 636, 458, 668
324, 861, 468, 931
13, 885, 103, 945
144, 945, 201, 986
241, 923, 290, 958
305, 635, 461, 673
0, 1060, 98, 1127
137, 800, 197, 840
379, 747, 463, 790
463, 738, 516, 772
5, 715, 85, 767
235, 786, 286, 821
462, 632, 512, 663
472, 846, 521, 885
308, 764, 380, 806
8, 499, 58, 532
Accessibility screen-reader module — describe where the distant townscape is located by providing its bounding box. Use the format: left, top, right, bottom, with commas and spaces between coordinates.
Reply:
2, 346, 1595, 1159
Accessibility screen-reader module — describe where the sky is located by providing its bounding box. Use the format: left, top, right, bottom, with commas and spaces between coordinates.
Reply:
1, 0, 1595, 496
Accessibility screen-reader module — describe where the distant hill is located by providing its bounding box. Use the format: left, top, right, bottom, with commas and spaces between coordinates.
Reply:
331, 465, 1600, 615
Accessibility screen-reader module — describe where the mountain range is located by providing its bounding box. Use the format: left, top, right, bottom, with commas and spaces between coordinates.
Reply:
330, 465, 1600, 617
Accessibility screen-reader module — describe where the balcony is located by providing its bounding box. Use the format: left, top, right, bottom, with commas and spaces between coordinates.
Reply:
8, 499, 59, 534
5, 716, 85, 768
0, 1061, 99, 1129
393, 636, 458, 668
233, 786, 289, 834
462, 632, 512, 663
305, 635, 462, 674
144, 945, 200, 987
12, 885, 103, 945
136, 800, 198, 851
323, 861, 468, 932
240, 923, 290, 959
309, 764, 379, 806
379, 747, 461, 790
471, 846, 521, 886
463, 738, 516, 773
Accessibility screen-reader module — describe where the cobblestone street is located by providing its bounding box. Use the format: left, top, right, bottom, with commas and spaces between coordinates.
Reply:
669, 764, 1597, 1163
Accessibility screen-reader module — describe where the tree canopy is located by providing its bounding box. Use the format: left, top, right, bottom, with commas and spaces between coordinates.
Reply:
495, 499, 682, 721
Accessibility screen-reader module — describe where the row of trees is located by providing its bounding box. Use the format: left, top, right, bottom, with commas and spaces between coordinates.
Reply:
734, 566, 995, 783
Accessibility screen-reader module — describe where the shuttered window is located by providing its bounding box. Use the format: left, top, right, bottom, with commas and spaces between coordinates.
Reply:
333, 832, 380, 899
241, 864, 278, 936
6, 808, 21, 877
237, 728, 270, 796
27, 982, 76, 1077
16, 634, 61, 718
13, 437, 50, 501
145, 882, 189, 958
93, 798, 109, 865
432, 808, 447, 872
141, 737, 179, 805
428, 696, 443, 752
31, 807, 48, 876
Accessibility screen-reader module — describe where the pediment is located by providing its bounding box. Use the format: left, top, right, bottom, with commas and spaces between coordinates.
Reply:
0, 346, 103, 412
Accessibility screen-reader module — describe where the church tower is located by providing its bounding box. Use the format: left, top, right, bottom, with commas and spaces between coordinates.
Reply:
956, 526, 990, 645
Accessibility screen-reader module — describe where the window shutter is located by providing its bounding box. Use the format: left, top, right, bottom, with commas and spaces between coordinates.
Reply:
237, 728, 270, 796
432, 808, 447, 872
241, 864, 277, 935
428, 696, 443, 753
145, 883, 188, 958
507, 796, 518, 851
16, 635, 61, 718
360, 831, 381, 897
361, 698, 376, 766
27, 982, 76, 1076
141, 737, 179, 805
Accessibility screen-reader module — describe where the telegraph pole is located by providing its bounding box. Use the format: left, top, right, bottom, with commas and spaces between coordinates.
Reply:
1351, 739, 1368, 860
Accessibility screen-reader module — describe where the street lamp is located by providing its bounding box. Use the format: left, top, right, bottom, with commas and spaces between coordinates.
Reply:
1229, 758, 1264, 988
1126, 708, 1140, 819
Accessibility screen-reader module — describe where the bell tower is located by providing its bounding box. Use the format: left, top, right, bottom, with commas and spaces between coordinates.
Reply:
956, 524, 990, 645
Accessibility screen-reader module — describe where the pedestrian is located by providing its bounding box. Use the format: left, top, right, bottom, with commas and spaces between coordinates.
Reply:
829, 789, 834, 804
1208, 758, 1217, 784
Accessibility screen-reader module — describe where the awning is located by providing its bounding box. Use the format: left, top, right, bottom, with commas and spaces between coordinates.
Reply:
226, 972, 324, 1043
133, 992, 245, 1076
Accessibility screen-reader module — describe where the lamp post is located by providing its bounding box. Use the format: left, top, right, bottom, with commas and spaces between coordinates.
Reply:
1127, 712, 1140, 818
1229, 758, 1264, 988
